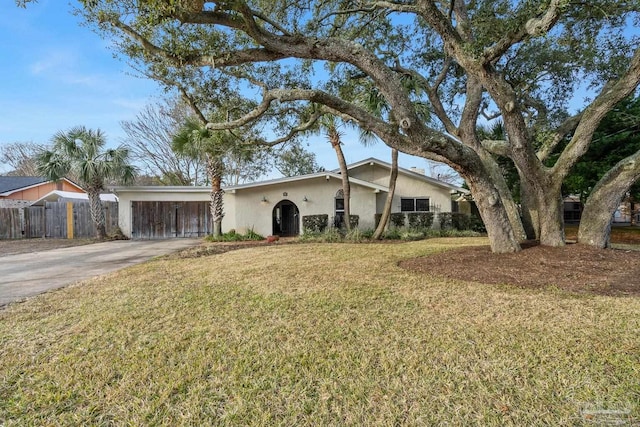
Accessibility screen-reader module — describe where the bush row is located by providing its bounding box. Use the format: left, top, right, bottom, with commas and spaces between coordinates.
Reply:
309, 212, 484, 233
299, 226, 482, 243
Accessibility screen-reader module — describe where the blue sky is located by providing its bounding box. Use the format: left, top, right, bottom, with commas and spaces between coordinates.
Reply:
0, 1, 450, 178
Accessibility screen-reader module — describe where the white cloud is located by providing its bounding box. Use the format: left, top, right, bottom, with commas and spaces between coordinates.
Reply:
29, 49, 77, 75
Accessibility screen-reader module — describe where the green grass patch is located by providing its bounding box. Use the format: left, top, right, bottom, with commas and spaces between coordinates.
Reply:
1, 237, 638, 425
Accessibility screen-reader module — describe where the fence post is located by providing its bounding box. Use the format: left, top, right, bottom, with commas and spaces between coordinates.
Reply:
66, 202, 74, 239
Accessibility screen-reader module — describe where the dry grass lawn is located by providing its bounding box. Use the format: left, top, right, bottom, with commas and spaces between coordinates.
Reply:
1, 237, 638, 425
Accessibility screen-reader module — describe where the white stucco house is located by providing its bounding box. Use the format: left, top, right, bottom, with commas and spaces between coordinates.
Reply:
110, 158, 468, 239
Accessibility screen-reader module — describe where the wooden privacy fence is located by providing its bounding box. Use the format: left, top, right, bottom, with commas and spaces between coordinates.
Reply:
0, 201, 118, 239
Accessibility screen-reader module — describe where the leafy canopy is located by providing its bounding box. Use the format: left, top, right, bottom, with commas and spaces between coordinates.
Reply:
36, 126, 136, 189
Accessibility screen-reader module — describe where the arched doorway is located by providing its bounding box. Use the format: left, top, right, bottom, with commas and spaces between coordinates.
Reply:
272, 200, 300, 237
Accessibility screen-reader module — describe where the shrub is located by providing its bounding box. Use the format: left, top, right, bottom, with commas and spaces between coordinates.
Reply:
438, 212, 453, 230
470, 215, 487, 233
383, 228, 401, 240
245, 227, 265, 241
345, 228, 368, 242
348, 215, 359, 229
400, 229, 427, 241
359, 228, 375, 239
205, 228, 264, 242
439, 229, 481, 238
321, 227, 343, 242
407, 212, 434, 229
302, 214, 329, 233
390, 213, 405, 228
451, 212, 472, 230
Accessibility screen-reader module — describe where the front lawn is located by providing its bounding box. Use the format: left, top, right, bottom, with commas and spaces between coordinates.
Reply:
1, 238, 638, 425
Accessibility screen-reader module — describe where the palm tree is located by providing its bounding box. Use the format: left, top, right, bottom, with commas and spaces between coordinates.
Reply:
372, 148, 399, 239
172, 117, 227, 237
326, 121, 352, 231
36, 126, 136, 239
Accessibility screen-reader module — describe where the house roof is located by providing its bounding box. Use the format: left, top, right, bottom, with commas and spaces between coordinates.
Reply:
339, 157, 469, 193
224, 171, 388, 193
111, 171, 389, 194
0, 176, 84, 197
110, 157, 469, 195
0, 176, 49, 195
30, 190, 118, 206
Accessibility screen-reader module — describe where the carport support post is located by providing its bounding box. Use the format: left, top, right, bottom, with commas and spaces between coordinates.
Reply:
66, 202, 74, 239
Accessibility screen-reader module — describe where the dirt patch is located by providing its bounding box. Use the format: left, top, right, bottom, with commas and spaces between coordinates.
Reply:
400, 242, 640, 297
0, 239, 98, 257
168, 238, 297, 259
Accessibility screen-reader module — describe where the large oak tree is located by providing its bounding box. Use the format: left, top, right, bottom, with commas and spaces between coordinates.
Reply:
21, 0, 639, 252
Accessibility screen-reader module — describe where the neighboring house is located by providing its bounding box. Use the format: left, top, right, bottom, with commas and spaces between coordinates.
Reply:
563, 195, 583, 224
0, 176, 84, 208
563, 195, 639, 225
111, 158, 468, 239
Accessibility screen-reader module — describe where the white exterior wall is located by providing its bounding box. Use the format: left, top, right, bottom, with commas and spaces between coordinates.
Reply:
392, 174, 453, 214
350, 163, 455, 229
112, 178, 380, 238
112, 161, 456, 238
230, 176, 379, 235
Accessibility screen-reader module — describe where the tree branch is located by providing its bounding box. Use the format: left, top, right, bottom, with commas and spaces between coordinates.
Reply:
482, 0, 563, 63
106, 17, 288, 68
481, 140, 510, 157
552, 47, 640, 180
261, 110, 323, 146
536, 113, 583, 162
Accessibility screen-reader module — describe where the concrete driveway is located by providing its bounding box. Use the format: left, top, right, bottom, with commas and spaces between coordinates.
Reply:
0, 239, 201, 307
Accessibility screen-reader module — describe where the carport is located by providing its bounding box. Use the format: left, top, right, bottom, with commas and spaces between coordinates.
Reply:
111, 186, 212, 239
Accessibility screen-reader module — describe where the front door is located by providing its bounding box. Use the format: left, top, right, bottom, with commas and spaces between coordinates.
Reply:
273, 200, 300, 237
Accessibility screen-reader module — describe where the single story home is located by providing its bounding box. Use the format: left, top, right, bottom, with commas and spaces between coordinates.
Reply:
111, 158, 468, 239
0, 176, 84, 208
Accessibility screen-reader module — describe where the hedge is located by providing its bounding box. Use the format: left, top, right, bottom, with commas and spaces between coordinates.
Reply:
407, 212, 434, 229
302, 214, 329, 233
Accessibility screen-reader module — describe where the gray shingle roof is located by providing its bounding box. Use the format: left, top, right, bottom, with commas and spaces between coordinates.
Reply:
0, 176, 49, 194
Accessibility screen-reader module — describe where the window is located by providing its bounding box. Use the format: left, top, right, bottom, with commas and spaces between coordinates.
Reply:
401, 198, 430, 212
400, 198, 415, 212
416, 198, 430, 212
335, 188, 345, 227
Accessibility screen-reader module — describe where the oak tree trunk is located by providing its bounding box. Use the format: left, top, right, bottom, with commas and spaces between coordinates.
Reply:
578, 151, 640, 248
537, 189, 565, 247
519, 177, 565, 246
478, 149, 527, 241
519, 179, 540, 240
465, 174, 521, 253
